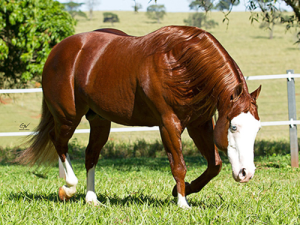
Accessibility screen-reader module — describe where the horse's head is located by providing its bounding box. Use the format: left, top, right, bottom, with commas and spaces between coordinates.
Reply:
214, 84, 261, 183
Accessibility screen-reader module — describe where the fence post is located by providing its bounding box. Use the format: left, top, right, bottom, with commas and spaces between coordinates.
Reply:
286, 69, 299, 168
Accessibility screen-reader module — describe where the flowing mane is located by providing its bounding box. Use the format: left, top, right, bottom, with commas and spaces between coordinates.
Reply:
138, 26, 253, 120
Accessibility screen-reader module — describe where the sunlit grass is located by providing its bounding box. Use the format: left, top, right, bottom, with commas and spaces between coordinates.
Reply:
0, 155, 299, 224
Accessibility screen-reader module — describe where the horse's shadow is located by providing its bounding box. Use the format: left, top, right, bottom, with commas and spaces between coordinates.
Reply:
8, 191, 215, 208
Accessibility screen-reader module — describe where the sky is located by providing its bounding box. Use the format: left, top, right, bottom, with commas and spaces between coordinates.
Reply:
59, 0, 292, 12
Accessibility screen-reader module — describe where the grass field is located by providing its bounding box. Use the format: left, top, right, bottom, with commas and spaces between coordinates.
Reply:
0, 155, 299, 224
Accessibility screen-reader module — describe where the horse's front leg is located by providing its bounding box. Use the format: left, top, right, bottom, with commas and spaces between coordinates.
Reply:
172, 119, 222, 197
85, 114, 111, 206
159, 115, 190, 209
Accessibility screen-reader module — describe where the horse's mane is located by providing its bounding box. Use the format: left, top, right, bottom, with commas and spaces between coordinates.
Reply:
139, 26, 252, 119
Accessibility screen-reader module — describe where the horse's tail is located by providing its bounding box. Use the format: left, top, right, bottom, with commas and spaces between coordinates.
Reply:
17, 98, 57, 166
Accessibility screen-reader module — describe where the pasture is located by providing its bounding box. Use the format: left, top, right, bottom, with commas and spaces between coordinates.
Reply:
0, 10, 300, 224
0, 155, 299, 224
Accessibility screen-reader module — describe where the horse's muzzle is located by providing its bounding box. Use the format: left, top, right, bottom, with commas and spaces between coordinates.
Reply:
233, 167, 255, 183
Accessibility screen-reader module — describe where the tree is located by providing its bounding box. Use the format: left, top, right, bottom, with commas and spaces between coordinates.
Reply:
63, 1, 87, 19
103, 12, 120, 26
86, 0, 100, 20
247, 0, 300, 43
189, 0, 214, 13
186, 0, 218, 29
259, 11, 282, 39
184, 12, 218, 29
146, 4, 166, 23
151, 0, 299, 40
0, 0, 76, 88
215, 0, 240, 11
248, 0, 283, 39
133, 0, 143, 13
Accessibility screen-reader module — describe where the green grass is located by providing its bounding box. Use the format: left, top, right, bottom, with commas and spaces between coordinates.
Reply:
0, 155, 299, 224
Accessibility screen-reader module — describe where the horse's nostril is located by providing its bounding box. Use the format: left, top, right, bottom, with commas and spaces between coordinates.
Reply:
242, 168, 246, 177
239, 168, 247, 179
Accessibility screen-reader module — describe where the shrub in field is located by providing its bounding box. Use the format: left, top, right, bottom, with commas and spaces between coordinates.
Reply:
103, 12, 120, 26
0, 0, 75, 88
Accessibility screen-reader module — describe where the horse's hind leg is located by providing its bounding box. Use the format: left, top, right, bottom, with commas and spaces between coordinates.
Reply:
85, 111, 111, 205
50, 117, 82, 201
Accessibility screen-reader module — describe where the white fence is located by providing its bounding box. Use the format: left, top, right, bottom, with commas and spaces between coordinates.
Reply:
1, 72, 299, 167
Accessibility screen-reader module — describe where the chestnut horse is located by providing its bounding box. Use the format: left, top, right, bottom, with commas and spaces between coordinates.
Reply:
19, 26, 261, 209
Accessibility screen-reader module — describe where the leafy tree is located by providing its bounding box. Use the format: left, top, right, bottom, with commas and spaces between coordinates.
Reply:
63, 1, 87, 19
247, 0, 300, 43
259, 11, 282, 39
133, 0, 143, 13
186, 0, 218, 29
189, 0, 214, 13
215, 0, 240, 11
184, 12, 218, 29
86, 0, 100, 20
146, 4, 166, 23
103, 12, 120, 26
0, 0, 76, 88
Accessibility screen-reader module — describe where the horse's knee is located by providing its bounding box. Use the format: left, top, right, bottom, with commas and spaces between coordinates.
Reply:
173, 162, 187, 181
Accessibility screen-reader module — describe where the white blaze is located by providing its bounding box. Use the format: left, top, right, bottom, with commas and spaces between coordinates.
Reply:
227, 112, 261, 182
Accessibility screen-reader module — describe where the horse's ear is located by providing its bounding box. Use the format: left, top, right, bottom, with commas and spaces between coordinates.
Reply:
250, 85, 261, 101
230, 83, 243, 102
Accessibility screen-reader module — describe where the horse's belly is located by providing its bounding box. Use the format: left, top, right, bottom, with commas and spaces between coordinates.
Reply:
87, 93, 159, 127
92, 105, 159, 127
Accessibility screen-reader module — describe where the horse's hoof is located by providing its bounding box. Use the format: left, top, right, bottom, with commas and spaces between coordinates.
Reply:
172, 182, 191, 197
58, 186, 71, 201
85, 191, 101, 206
177, 193, 191, 209
86, 199, 101, 207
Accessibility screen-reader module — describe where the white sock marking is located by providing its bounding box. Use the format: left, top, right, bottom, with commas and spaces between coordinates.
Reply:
177, 193, 191, 209
85, 166, 100, 206
62, 154, 78, 197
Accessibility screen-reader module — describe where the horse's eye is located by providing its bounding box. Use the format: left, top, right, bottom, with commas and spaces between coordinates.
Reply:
231, 125, 237, 132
